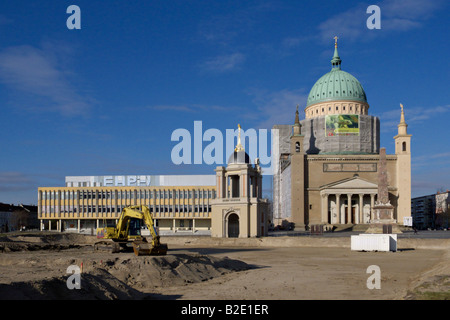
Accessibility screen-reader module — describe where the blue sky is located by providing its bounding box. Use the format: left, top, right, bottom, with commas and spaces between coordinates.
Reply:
0, 0, 449, 205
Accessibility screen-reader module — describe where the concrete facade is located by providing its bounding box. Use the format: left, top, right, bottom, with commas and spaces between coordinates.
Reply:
38, 181, 216, 235
411, 194, 436, 229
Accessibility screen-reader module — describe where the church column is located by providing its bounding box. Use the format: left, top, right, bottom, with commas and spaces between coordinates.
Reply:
370, 194, 376, 222
347, 194, 352, 224
336, 194, 341, 224
358, 194, 363, 224
355, 193, 364, 224
321, 193, 328, 224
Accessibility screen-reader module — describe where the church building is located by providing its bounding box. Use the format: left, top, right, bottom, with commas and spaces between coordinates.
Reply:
272, 39, 411, 230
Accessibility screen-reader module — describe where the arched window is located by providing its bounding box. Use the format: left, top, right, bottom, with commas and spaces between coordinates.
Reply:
295, 142, 300, 152
402, 141, 407, 152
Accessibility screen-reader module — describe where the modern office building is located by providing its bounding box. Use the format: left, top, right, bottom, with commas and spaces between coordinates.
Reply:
411, 194, 436, 229
411, 191, 450, 229
38, 175, 217, 235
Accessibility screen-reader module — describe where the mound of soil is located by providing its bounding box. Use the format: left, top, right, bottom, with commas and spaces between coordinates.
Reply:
0, 269, 146, 300
0, 239, 251, 300
0, 232, 95, 252
100, 254, 250, 288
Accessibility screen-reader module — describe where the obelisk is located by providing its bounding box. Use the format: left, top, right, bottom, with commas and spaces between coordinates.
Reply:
366, 148, 402, 233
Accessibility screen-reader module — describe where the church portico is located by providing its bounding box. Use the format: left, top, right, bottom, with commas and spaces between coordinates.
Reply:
321, 192, 376, 225
319, 176, 378, 225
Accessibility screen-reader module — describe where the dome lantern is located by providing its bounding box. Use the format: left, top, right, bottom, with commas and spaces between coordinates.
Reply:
331, 36, 342, 70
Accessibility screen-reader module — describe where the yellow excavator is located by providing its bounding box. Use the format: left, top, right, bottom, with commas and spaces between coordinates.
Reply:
94, 205, 168, 256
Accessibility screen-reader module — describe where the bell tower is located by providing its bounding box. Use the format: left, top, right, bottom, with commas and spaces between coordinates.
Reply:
394, 103, 412, 225
290, 106, 307, 230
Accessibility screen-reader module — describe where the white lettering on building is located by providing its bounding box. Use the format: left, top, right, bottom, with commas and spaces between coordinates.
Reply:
103, 176, 152, 187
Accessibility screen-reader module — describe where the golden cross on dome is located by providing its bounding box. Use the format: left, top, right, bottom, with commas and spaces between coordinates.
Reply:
334, 36, 339, 48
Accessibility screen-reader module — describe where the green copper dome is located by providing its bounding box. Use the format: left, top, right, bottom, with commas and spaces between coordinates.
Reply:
306, 45, 367, 107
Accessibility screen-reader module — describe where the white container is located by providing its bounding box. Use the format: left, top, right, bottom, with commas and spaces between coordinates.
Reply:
351, 234, 397, 252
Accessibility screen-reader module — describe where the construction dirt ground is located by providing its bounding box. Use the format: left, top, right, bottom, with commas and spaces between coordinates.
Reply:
0, 232, 448, 300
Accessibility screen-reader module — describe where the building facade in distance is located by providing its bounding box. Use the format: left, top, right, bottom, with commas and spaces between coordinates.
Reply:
38, 175, 217, 235
211, 126, 269, 237
411, 191, 450, 230
272, 40, 412, 230
37, 133, 269, 237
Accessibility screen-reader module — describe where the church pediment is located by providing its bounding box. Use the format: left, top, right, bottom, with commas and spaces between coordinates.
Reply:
320, 176, 378, 191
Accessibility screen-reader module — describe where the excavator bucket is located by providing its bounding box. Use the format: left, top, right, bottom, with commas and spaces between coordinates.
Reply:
132, 240, 168, 256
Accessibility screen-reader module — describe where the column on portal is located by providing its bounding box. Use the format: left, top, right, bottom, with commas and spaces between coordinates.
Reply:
370, 194, 376, 222
321, 193, 328, 224
217, 175, 222, 199
230, 176, 234, 198
251, 176, 256, 198
358, 194, 363, 224
258, 175, 262, 199
336, 194, 341, 224
242, 173, 247, 198
217, 173, 222, 199
225, 174, 229, 198
347, 194, 352, 224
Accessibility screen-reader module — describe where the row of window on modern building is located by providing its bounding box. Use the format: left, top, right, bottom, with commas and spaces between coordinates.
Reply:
39, 189, 216, 201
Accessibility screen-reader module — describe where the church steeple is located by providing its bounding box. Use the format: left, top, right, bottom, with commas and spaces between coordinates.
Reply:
394, 103, 412, 155
293, 105, 301, 136
331, 36, 342, 70
397, 103, 408, 136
